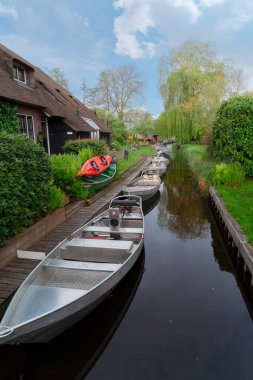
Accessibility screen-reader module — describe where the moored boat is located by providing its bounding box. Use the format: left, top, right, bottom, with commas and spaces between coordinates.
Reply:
80, 163, 117, 191
146, 161, 167, 177
0, 195, 144, 344
123, 168, 161, 201
75, 154, 113, 177
152, 154, 169, 165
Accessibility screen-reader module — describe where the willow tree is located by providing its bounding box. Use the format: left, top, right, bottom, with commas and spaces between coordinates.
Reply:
158, 40, 245, 142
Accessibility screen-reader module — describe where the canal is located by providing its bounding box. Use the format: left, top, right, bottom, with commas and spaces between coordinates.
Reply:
1, 150, 253, 379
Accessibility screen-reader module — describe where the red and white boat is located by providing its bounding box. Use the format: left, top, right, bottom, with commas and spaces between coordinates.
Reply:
76, 155, 113, 177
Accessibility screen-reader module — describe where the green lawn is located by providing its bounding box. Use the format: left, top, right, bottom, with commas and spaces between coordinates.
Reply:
216, 182, 253, 244
182, 143, 253, 244
116, 145, 154, 177
182, 144, 216, 183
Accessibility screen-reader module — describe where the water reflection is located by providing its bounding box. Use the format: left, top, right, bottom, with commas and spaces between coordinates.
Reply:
0, 251, 145, 380
158, 151, 209, 240
142, 190, 161, 216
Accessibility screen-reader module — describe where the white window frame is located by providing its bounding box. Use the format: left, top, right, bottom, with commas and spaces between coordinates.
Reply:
13, 63, 27, 83
81, 117, 100, 140
18, 114, 35, 141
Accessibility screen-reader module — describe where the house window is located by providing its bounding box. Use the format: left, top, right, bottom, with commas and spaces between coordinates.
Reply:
13, 64, 26, 83
91, 130, 99, 139
81, 117, 100, 140
18, 114, 35, 140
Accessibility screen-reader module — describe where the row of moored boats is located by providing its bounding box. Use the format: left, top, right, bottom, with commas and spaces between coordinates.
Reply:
0, 145, 170, 344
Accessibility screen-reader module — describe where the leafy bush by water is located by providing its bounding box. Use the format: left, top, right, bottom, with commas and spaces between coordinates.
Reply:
212, 96, 253, 176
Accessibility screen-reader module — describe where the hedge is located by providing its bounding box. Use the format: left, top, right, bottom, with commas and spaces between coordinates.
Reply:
0, 101, 20, 134
212, 96, 253, 176
0, 133, 52, 247
63, 138, 107, 155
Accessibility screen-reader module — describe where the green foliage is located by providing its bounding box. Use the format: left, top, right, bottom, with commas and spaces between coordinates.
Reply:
50, 149, 92, 201
158, 40, 246, 143
182, 144, 215, 185
0, 133, 51, 247
49, 184, 65, 212
96, 110, 128, 147
212, 96, 253, 176
110, 141, 121, 151
63, 139, 107, 155
212, 163, 245, 186
155, 109, 194, 143
116, 145, 154, 177
0, 101, 20, 134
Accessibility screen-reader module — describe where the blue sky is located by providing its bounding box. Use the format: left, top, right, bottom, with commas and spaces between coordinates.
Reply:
1, 0, 253, 116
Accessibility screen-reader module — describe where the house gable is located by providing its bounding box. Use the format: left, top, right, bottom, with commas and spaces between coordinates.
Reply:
0, 43, 111, 154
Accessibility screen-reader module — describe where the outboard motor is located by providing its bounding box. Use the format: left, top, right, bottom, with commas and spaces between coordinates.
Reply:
109, 208, 121, 239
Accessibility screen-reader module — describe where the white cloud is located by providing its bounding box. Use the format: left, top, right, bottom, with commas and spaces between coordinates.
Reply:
113, 0, 253, 59
200, 0, 225, 7
114, 0, 156, 58
0, 2, 17, 19
113, 0, 200, 59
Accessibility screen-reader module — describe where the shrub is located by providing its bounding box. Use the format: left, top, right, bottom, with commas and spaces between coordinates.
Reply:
0, 133, 51, 247
63, 139, 107, 155
212, 162, 245, 186
212, 96, 253, 176
0, 101, 20, 134
110, 141, 121, 151
49, 184, 65, 212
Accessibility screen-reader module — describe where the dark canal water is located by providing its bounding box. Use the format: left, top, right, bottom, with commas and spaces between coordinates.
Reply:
1, 150, 253, 379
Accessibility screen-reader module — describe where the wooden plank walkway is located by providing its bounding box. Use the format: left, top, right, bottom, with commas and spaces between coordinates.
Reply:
0, 157, 151, 312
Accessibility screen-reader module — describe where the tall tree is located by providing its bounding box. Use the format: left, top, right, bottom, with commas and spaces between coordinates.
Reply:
85, 64, 144, 120
125, 108, 154, 137
49, 67, 69, 89
158, 40, 246, 142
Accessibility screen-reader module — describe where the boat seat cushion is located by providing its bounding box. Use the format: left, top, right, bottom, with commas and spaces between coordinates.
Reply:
60, 238, 133, 263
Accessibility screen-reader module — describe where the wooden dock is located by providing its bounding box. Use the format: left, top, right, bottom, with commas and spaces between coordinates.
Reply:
0, 158, 151, 312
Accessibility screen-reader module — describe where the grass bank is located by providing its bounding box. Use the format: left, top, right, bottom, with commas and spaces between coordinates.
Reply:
182, 144, 253, 244
116, 145, 154, 178
216, 182, 253, 244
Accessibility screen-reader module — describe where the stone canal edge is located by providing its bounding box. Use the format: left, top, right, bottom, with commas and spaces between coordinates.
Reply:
209, 186, 253, 282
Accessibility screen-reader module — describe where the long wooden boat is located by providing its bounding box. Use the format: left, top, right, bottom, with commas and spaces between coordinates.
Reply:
152, 154, 169, 165
123, 168, 161, 201
146, 161, 167, 177
0, 195, 144, 344
80, 163, 116, 191
75, 155, 112, 177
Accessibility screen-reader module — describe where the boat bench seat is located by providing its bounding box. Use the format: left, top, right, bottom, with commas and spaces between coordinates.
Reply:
83, 226, 143, 234
44, 258, 121, 271
60, 238, 133, 263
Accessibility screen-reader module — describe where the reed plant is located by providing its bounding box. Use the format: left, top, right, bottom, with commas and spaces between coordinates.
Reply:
212, 162, 245, 186
50, 148, 94, 201
49, 184, 65, 212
